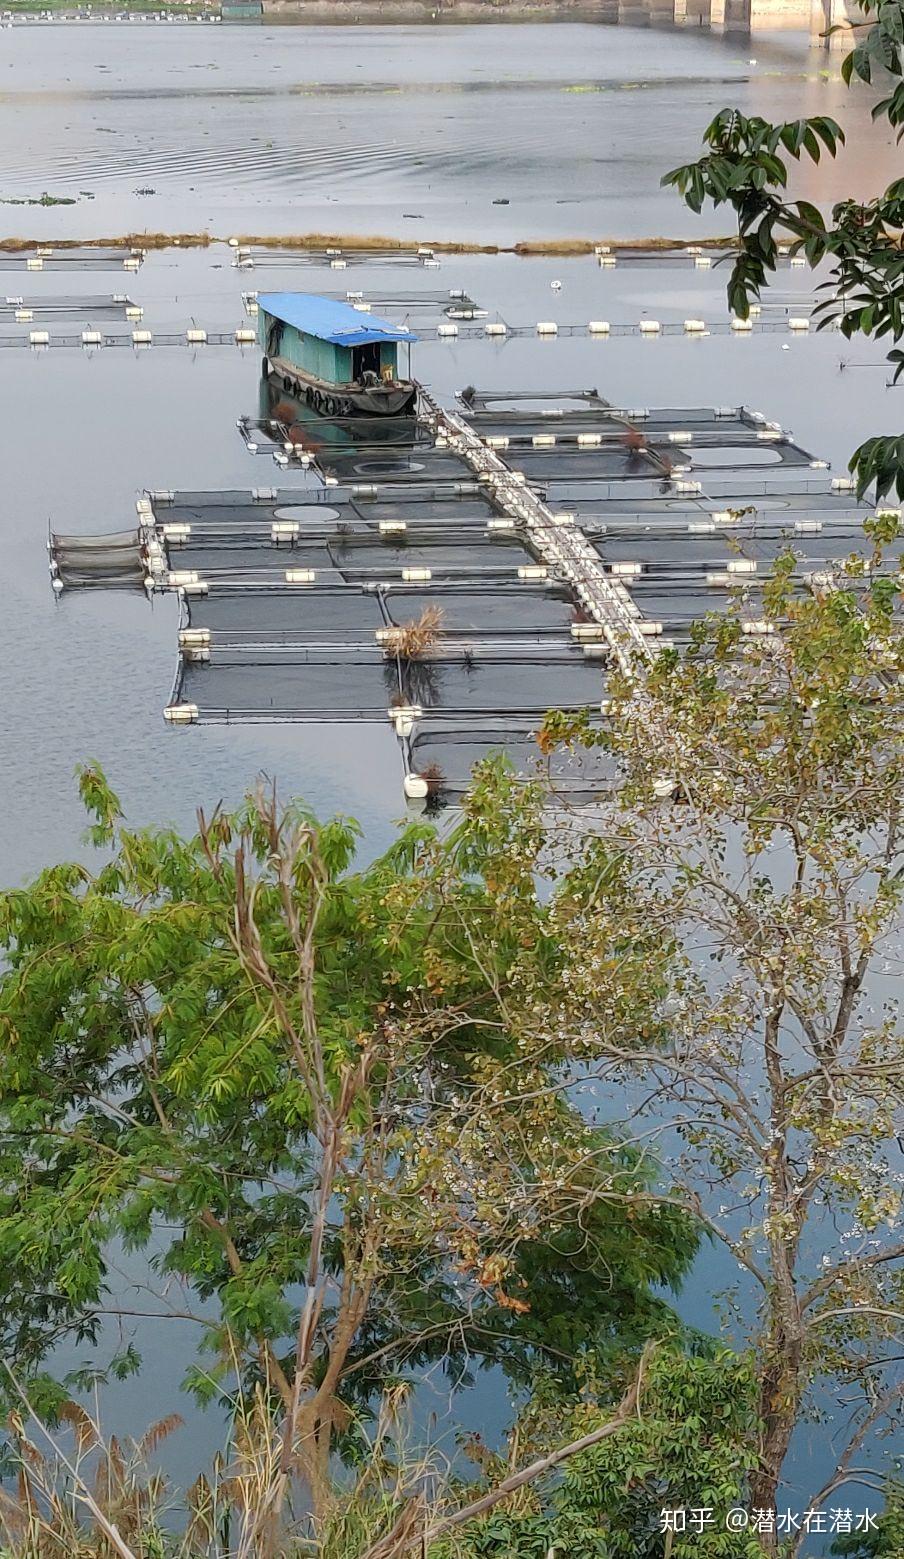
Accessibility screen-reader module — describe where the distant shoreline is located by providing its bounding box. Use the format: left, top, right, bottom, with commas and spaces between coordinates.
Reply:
4, 2, 635, 17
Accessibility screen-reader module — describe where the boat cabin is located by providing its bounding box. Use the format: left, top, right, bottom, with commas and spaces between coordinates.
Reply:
257, 292, 418, 416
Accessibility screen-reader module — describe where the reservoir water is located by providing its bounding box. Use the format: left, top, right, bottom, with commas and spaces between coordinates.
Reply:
0, 22, 901, 243
1, 17, 900, 1545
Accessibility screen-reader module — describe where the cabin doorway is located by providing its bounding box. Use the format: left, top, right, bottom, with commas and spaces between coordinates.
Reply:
352, 342, 383, 381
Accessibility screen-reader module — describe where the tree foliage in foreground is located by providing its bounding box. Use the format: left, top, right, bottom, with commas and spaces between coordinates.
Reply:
0, 535, 901, 1555
541, 536, 904, 1555
662, 0, 904, 499
0, 760, 697, 1541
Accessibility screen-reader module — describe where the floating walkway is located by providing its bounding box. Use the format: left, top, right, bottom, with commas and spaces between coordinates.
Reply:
419, 387, 650, 676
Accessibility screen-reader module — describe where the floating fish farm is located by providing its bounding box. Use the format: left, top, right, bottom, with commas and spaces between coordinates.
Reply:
49, 375, 900, 804
0, 245, 145, 272
0, 294, 142, 321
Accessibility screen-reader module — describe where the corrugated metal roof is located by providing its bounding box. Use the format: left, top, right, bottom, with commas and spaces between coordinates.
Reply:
257, 292, 418, 347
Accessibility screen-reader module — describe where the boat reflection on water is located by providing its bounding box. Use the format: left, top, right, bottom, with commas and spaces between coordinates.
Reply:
259, 372, 437, 484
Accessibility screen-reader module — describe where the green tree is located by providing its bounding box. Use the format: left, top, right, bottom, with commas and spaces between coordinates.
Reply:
831, 1478, 904, 1555
443, 1350, 761, 1559
0, 767, 697, 1547
662, 0, 904, 499
540, 543, 904, 1554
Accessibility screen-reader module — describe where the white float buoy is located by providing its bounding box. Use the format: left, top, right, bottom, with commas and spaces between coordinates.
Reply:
588, 320, 610, 334
403, 774, 429, 801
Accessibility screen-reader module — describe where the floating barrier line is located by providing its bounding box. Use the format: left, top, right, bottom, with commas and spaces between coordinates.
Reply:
0, 318, 837, 353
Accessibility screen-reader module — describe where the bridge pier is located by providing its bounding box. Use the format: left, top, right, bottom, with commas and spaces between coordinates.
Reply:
809, 0, 856, 46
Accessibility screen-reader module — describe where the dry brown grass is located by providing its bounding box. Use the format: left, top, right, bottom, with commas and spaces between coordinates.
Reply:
418, 763, 446, 797
381, 606, 445, 661
0, 233, 212, 252
513, 235, 736, 255
0, 231, 738, 256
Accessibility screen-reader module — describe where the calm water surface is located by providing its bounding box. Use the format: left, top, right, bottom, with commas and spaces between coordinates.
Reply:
0, 18, 900, 1535
0, 22, 901, 241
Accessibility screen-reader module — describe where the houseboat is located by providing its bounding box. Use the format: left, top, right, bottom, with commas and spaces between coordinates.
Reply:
258, 292, 418, 417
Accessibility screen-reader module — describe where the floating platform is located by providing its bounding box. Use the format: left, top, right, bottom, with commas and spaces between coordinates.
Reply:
47, 382, 900, 802
0, 294, 141, 321
0, 246, 145, 272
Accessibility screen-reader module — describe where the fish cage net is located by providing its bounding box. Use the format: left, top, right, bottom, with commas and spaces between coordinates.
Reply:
0, 247, 144, 270
0, 295, 139, 319
50, 529, 146, 586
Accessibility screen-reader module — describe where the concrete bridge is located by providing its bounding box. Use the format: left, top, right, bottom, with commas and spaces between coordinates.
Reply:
601, 0, 854, 40
257, 0, 855, 42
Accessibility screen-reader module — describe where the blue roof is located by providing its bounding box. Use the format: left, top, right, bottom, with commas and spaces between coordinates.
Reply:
257, 292, 417, 348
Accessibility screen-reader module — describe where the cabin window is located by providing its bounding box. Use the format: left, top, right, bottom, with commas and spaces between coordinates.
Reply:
352, 342, 384, 380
